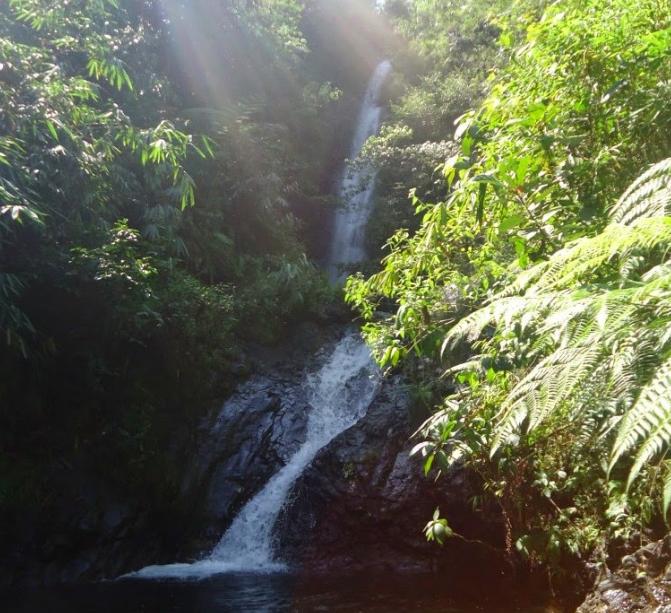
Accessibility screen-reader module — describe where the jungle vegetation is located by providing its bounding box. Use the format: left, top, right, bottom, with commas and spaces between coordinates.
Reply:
0, 0, 389, 529
3, 0, 671, 587
349, 0, 671, 574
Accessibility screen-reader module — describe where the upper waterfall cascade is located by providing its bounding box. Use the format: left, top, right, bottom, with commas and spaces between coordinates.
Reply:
328, 59, 392, 281
126, 62, 390, 580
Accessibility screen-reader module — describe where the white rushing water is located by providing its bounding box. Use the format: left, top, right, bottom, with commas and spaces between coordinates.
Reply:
328, 59, 392, 282
127, 333, 379, 579
126, 60, 389, 582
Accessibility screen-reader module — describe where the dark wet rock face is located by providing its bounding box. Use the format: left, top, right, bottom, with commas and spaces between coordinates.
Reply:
276, 376, 512, 593
190, 343, 512, 593
1, 322, 340, 587
1, 484, 159, 587
578, 536, 671, 612
180, 373, 312, 550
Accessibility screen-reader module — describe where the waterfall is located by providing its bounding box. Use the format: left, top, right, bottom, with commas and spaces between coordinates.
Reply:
126, 332, 379, 579
328, 59, 392, 282
125, 60, 389, 581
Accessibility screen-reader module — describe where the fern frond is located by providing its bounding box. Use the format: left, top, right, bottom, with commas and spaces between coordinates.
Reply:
627, 421, 671, 491
663, 461, 671, 520
610, 356, 671, 484
641, 263, 671, 283
497, 260, 551, 297
443, 357, 486, 376
432, 161, 671, 514
539, 294, 593, 342
441, 296, 531, 353
538, 288, 641, 349
659, 322, 671, 351
609, 158, 671, 226
530, 218, 671, 293
491, 344, 602, 455
495, 218, 671, 301
608, 332, 655, 399
619, 253, 647, 280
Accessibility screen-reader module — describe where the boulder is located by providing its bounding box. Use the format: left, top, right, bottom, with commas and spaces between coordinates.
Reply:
578, 536, 671, 612
180, 373, 311, 548
276, 376, 513, 594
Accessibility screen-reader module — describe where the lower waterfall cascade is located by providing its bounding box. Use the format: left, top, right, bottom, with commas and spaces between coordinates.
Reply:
126, 332, 379, 579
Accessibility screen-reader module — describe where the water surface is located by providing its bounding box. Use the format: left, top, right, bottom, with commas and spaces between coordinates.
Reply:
5, 572, 557, 612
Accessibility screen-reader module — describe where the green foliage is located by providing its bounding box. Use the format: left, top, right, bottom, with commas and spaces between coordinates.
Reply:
424, 508, 454, 545
236, 255, 336, 343
417, 160, 671, 560
0, 0, 204, 354
0, 0, 340, 536
360, 0, 507, 260
349, 0, 671, 568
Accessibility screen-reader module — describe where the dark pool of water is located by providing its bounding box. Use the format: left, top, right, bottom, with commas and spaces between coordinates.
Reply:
3, 572, 559, 612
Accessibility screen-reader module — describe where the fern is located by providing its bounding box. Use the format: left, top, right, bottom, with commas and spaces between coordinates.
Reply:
528, 218, 671, 293
491, 344, 602, 454
610, 356, 671, 487
663, 461, 671, 520
433, 158, 671, 520
499, 217, 671, 298
609, 158, 671, 226
441, 295, 539, 353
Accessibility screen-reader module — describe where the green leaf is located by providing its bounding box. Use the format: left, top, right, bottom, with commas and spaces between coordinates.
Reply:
424, 453, 435, 476
476, 182, 487, 226
45, 120, 58, 141
500, 214, 524, 232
